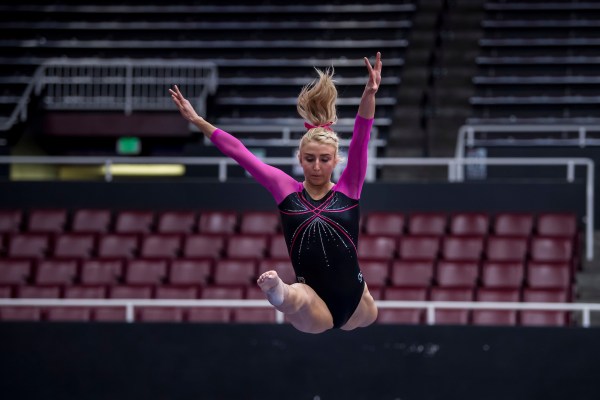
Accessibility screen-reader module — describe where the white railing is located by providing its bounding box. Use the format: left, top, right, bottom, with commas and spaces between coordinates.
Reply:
0, 155, 593, 259
0, 298, 598, 327
1, 58, 218, 131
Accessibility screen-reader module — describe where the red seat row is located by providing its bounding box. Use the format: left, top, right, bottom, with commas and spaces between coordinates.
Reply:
0, 209, 578, 237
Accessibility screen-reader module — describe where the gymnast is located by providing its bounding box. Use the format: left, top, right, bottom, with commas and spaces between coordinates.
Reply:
170, 52, 382, 333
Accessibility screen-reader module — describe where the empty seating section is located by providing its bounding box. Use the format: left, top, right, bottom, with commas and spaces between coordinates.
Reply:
0, 208, 582, 324
472, 1, 600, 124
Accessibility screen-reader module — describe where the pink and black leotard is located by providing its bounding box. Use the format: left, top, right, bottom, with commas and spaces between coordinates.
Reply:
210, 114, 373, 328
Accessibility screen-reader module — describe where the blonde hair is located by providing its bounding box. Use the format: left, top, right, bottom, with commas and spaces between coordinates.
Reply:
297, 67, 342, 161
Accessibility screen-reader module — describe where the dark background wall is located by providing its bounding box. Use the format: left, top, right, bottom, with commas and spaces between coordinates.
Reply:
0, 323, 598, 400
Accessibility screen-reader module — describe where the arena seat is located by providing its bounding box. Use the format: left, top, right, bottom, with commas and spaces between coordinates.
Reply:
435, 260, 480, 288
213, 259, 257, 286
46, 307, 92, 322
137, 307, 185, 322
529, 236, 574, 263
187, 308, 231, 323
201, 285, 244, 299
357, 235, 397, 260
34, 259, 78, 285
360, 260, 390, 288
449, 213, 490, 236
430, 287, 474, 325
407, 212, 447, 235
472, 288, 521, 327
71, 209, 112, 233
257, 259, 296, 285
53, 233, 96, 259
124, 259, 168, 285
64, 286, 107, 299
114, 211, 155, 234
27, 209, 67, 233
109, 285, 153, 299
0, 307, 42, 321
384, 287, 429, 301
17, 286, 61, 298
398, 235, 440, 260
198, 211, 238, 234
97, 234, 139, 259
536, 213, 577, 237
182, 234, 226, 259
390, 259, 434, 287
485, 235, 528, 261
80, 259, 123, 285
155, 286, 198, 299
480, 260, 525, 288
226, 234, 268, 259
239, 211, 280, 234
493, 213, 534, 236
156, 211, 197, 234
377, 309, 424, 325
521, 288, 571, 327
363, 212, 405, 235
169, 259, 212, 286
441, 235, 485, 261
7, 233, 50, 259
0, 210, 22, 233
0, 259, 32, 285
233, 308, 277, 323
267, 234, 288, 259
526, 261, 572, 289
139, 233, 182, 259
93, 308, 127, 322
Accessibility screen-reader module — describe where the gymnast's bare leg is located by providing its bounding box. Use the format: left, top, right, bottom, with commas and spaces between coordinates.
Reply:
257, 270, 334, 334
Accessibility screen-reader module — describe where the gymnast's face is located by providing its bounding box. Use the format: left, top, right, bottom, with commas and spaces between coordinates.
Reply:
299, 141, 338, 187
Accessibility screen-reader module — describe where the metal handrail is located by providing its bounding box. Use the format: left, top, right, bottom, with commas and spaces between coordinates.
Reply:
0, 155, 594, 260
0, 298, 597, 327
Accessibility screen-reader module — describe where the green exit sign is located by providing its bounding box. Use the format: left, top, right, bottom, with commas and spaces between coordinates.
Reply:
117, 137, 141, 155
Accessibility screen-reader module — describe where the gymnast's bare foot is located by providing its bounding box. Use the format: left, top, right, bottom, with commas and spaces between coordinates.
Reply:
257, 270, 286, 306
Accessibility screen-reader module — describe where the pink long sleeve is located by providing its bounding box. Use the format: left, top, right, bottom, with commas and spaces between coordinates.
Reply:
210, 129, 300, 204
334, 114, 373, 200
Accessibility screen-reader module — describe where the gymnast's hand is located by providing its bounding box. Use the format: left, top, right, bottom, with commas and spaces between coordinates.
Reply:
169, 85, 201, 124
363, 51, 382, 94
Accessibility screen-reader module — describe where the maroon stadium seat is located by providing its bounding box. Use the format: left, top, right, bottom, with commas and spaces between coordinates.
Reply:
239, 211, 280, 234
155, 286, 198, 299
80, 259, 123, 285
109, 285, 153, 299
213, 259, 257, 286
226, 234, 268, 259
441, 235, 484, 261
34, 259, 78, 285
94, 308, 127, 322
521, 288, 570, 327
530, 236, 573, 262
97, 234, 139, 259
0, 307, 41, 321
472, 288, 520, 327
0, 259, 32, 285
257, 259, 296, 285
46, 307, 92, 322
8, 233, 49, 259
198, 211, 238, 234
407, 212, 447, 235
364, 212, 405, 235
187, 308, 231, 323
137, 307, 184, 322
536, 213, 577, 237
140, 234, 182, 259
384, 286, 428, 301
0, 210, 22, 233
53, 233, 96, 259
398, 235, 440, 260
0, 286, 12, 298
156, 211, 197, 234
357, 235, 397, 260
493, 213, 534, 236
27, 209, 67, 233
169, 259, 212, 285
17, 286, 61, 298
480, 261, 525, 288
485, 235, 528, 261
64, 286, 107, 299
71, 209, 112, 233
450, 212, 489, 236
381, 287, 427, 324
390, 259, 434, 287
360, 260, 390, 287
527, 261, 571, 289
430, 287, 473, 325
436, 260, 480, 288
201, 285, 244, 299
182, 234, 226, 259
125, 259, 168, 285
233, 308, 277, 323
267, 234, 288, 259
114, 211, 155, 234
